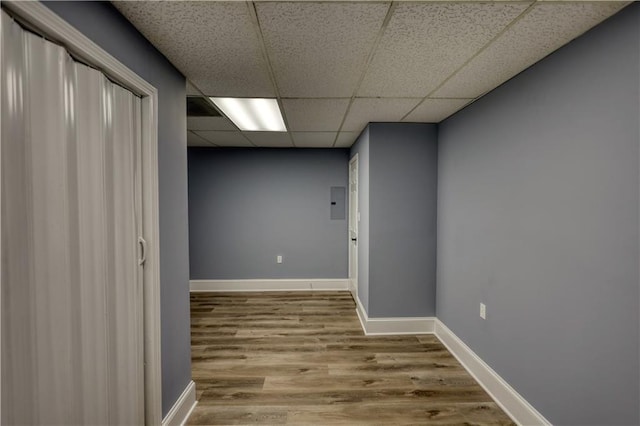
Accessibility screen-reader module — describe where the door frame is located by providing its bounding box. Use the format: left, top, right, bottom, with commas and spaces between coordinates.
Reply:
1, 2, 163, 424
348, 154, 359, 301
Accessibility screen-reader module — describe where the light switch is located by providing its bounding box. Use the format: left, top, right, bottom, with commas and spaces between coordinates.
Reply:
330, 186, 346, 220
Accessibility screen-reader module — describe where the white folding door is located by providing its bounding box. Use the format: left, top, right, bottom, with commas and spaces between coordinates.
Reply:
1, 10, 144, 425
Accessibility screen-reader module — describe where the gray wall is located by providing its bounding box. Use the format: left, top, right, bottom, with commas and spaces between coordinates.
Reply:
351, 123, 438, 318
188, 148, 349, 279
350, 128, 370, 310
437, 5, 640, 425
43, 2, 192, 417
369, 123, 438, 317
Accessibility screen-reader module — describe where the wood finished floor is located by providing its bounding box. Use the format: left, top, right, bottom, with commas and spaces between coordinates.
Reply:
188, 292, 514, 425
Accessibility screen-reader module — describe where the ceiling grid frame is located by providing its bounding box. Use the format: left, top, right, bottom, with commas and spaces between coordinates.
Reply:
331, 1, 397, 147
196, 130, 257, 147
432, 0, 631, 99
247, 1, 297, 147
112, 1, 632, 148
187, 130, 219, 147
400, 1, 536, 121
185, 76, 259, 147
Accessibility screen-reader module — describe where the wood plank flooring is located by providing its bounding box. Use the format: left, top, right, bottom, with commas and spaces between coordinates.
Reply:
188, 291, 514, 425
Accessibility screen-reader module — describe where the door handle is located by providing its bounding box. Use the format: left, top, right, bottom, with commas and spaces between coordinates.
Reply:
351, 238, 357, 242
138, 236, 147, 265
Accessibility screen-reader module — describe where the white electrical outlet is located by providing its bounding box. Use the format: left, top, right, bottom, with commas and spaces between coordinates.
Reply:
480, 303, 486, 320
277, 255, 283, 264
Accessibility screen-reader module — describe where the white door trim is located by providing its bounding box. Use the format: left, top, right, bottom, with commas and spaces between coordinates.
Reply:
2, 2, 163, 424
348, 154, 359, 301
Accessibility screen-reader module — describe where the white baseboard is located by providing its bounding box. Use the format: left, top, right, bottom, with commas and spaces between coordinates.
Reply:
190, 279, 349, 292
161, 380, 197, 426
355, 296, 435, 335
434, 320, 550, 426
348, 278, 357, 299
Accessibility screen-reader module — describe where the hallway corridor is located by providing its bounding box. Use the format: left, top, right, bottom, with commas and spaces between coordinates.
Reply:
187, 292, 513, 425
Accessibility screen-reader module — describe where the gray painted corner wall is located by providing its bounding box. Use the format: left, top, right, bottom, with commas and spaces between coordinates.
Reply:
437, 5, 640, 425
369, 123, 438, 317
351, 123, 438, 318
350, 129, 370, 311
43, 2, 192, 417
188, 148, 349, 280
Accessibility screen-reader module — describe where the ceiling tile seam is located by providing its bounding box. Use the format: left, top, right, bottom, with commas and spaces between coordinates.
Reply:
425, 97, 476, 101
331, 1, 397, 147
533, 1, 626, 4
292, 131, 345, 134
459, 1, 629, 103
433, 98, 476, 123
239, 132, 259, 147
187, 77, 249, 136
256, 1, 531, 3
189, 130, 219, 147
195, 129, 257, 148
353, 97, 422, 100
278, 96, 473, 100
399, 1, 537, 122
281, 97, 353, 101
401, 98, 476, 124
186, 79, 245, 135
248, 1, 296, 147
186, 79, 207, 98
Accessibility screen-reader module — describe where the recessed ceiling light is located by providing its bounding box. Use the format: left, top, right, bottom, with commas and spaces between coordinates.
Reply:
210, 97, 287, 132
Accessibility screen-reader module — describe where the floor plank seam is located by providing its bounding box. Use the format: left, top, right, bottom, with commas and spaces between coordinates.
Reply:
188, 291, 514, 425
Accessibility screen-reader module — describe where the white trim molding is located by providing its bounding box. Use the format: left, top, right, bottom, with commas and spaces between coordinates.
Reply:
161, 381, 197, 426
355, 296, 435, 335
348, 278, 357, 299
434, 320, 551, 426
190, 279, 349, 292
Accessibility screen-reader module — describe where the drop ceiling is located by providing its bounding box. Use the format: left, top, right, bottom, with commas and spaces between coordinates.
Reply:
113, 1, 629, 148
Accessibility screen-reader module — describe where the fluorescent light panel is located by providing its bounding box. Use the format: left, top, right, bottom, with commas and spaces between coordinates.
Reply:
210, 97, 287, 132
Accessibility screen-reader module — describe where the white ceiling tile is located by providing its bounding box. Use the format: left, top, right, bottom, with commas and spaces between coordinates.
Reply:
358, 2, 530, 98
256, 2, 390, 97
335, 132, 361, 148
195, 131, 254, 147
113, 2, 274, 97
243, 132, 294, 148
187, 131, 215, 147
282, 99, 350, 131
403, 98, 473, 123
433, 2, 627, 98
291, 132, 338, 148
187, 116, 237, 131
342, 98, 421, 132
